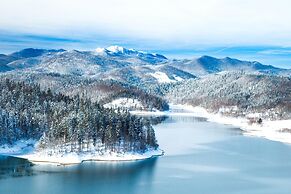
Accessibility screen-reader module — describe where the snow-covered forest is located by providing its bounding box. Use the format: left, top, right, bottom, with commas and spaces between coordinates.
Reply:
0, 79, 158, 153
2, 72, 169, 112
164, 72, 291, 120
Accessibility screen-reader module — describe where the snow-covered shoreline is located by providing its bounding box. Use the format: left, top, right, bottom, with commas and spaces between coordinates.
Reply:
1, 103, 290, 164
132, 104, 291, 145
0, 140, 164, 165
20, 149, 164, 165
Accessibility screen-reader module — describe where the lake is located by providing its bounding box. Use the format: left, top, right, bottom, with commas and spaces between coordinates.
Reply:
1, 114, 291, 194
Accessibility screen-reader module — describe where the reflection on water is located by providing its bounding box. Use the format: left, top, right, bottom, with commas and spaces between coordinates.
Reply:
0, 156, 35, 179
33, 157, 158, 183
140, 115, 168, 125
164, 116, 207, 123
58, 158, 158, 194
0, 155, 158, 194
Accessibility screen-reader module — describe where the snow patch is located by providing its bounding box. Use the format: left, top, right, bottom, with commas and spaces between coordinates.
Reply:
95, 47, 106, 53
106, 45, 126, 53
94, 47, 107, 55
104, 98, 144, 110
173, 75, 184, 82
149, 72, 176, 83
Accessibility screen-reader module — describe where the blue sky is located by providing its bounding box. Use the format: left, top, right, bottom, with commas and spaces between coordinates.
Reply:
1, 0, 291, 69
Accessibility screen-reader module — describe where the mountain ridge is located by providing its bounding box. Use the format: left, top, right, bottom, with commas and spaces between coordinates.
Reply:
0, 46, 290, 85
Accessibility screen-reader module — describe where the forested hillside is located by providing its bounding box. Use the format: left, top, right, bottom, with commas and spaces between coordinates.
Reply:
0, 79, 158, 153
165, 72, 291, 120
1, 72, 169, 111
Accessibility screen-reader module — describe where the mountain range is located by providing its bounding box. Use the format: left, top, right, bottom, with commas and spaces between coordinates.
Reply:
0, 46, 290, 85
0, 46, 290, 117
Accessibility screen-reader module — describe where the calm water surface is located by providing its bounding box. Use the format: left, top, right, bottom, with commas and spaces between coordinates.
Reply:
1, 115, 291, 194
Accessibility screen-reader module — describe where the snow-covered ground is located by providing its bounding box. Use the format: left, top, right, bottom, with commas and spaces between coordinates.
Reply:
20, 149, 163, 165
131, 104, 291, 145
173, 75, 184, 81
104, 98, 144, 110
0, 139, 163, 165
149, 72, 176, 83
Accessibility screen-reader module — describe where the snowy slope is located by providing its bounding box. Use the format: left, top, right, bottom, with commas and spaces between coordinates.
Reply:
165, 71, 291, 120
95, 45, 167, 63
149, 72, 176, 83
168, 56, 291, 76
1, 46, 290, 82
104, 98, 144, 110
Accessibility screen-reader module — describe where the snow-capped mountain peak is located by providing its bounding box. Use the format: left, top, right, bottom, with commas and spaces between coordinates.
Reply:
94, 46, 167, 63
95, 47, 106, 53
95, 45, 139, 55
106, 45, 127, 54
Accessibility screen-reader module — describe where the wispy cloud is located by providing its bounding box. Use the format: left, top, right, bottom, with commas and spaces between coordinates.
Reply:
258, 49, 291, 55
1, 0, 291, 48
1, 0, 291, 68
0, 31, 150, 54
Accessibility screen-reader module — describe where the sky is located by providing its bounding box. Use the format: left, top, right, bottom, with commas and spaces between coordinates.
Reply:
0, 0, 291, 68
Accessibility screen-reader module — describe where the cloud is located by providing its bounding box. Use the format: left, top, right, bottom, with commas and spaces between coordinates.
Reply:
1, 0, 291, 47
258, 49, 291, 55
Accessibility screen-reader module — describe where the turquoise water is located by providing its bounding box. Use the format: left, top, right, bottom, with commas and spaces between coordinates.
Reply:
1, 115, 291, 194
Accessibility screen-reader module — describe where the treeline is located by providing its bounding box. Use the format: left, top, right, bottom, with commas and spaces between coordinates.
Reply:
0, 79, 158, 153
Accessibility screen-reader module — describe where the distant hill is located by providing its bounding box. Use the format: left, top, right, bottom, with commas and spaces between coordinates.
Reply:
167, 55, 290, 76
165, 71, 291, 120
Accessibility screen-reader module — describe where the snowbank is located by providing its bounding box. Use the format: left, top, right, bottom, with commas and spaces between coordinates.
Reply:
19, 149, 163, 165
131, 104, 291, 145
0, 140, 163, 165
